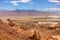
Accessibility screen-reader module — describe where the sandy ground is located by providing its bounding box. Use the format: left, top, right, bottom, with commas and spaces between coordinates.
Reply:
53, 35, 60, 40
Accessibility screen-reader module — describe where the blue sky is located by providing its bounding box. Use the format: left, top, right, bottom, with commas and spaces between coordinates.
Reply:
0, 0, 60, 11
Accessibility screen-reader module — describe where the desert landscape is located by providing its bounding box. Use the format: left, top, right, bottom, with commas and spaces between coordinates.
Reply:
0, 16, 60, 40
0, 0, 60, 40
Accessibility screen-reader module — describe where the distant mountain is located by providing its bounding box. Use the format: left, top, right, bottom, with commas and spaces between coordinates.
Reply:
0, 9, 57, 16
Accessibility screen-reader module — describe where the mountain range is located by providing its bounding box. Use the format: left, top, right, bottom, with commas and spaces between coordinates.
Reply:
0, 9, 58, 16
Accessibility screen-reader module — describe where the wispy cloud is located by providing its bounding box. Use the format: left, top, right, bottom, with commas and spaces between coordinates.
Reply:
6, 0, 32, 6
48, 0, 60, 2
48, 0, 60, 6
43, 8, 60, 12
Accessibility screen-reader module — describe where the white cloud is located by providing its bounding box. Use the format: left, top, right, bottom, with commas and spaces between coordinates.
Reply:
13, 3, 18, 6
20, 0, 31, 3
6, 0, 32, 6
43, 8, 60, 12
5, 0, 33, 6
48, 0, 60, 6
48, 0, 60, 2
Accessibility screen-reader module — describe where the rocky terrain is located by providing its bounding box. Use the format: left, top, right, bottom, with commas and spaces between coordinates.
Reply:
0, 18, 60, 40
